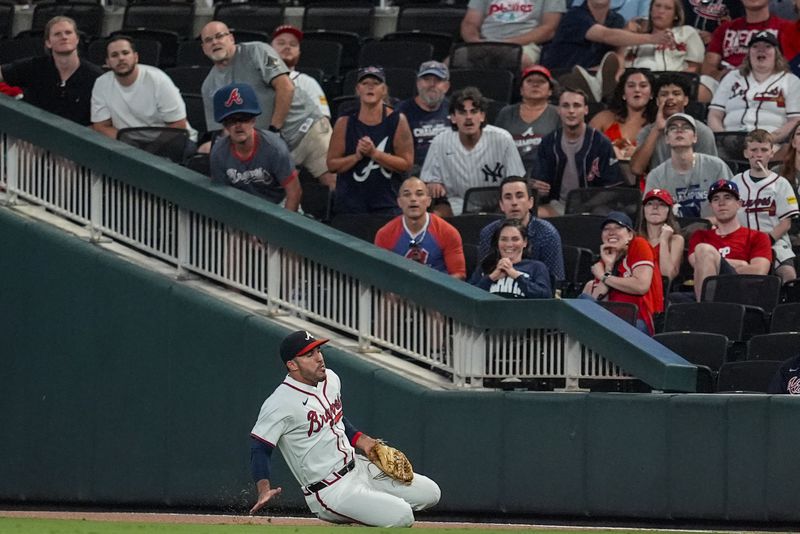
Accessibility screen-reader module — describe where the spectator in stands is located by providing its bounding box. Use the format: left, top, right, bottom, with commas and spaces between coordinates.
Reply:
589, 68, 656, 161
775, 121, 800, 188
469, 219, 553, 299
731, 129, 798, 282
327, 66, 413, 215
623, 0, 705, 73
209, 83, 300, 212
270, 25, 330, 120
541, 0, 671, 103
708, 30, 800, 142
422, 87, 524, 217
570, 0, 652, 22
91, 36, 197, 146
374, 177, 466, 280
200, 21, 332, 190
533, 88, 623, 217
630, 72, 718, 175
582, 211, 661, 334
780, 0, 800, 77
494, 65, 560, 178
477, 176, 565, 283
644, 113, 733, 218
698, 0, 793, 103
396, 61, 451, 176
683, 0, 744, 43
460, 0, 566, 67
688, 179, 772, 301
637, 188, 685, 281
0, 16, 103, 126
768, 353, 800, 394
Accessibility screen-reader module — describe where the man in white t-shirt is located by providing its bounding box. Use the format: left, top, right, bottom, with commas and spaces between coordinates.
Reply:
91, 35, 196, 142
421, 86, 525, 216
460, 0, 566, 67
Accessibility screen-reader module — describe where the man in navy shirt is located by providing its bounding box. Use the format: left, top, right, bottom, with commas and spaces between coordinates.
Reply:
396, 61, 451, 175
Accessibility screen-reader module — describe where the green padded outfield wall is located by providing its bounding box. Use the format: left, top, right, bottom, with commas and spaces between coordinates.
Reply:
1, 208, 800, 523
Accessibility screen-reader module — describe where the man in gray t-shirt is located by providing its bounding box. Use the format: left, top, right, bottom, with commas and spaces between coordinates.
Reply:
630, 73, 717, 176
461, 0, 566, 67
644, 113, 732, 218
200, 21, 332, 184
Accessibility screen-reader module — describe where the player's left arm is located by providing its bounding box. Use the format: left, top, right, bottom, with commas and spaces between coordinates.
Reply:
342, 416, 377, 456
269, 73, 294, 131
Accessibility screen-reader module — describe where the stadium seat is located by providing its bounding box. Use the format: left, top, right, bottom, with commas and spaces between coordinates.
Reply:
302, 1, 374, 36
771, 303, 800, 332
547, 214, 604, 251
176, 40, 211, 68
117, 127, 191, 165
700, 274, 782, 338
123, 1, 195, 39
561, 244, 593, 298
0, 37, 46, 63
654, 332, 729, 372
461, 186, 501, 214
297, 38, 343, 82
396, 4, 465, 38
32, 1, 104, 40
89, 38, 162, 68
564, 186, 642, 220
112, 29, 177, 68
448, 68, 514, 103
358, 40, 434, 70
382, 31, 452, 62
663, 302, 746, 341
182, 93, 207, 142
598, 301, 638, 326
746, 332, 800, 361
213, 3, 285, 36
0, 1, 13, 40
716, 360, 783, 393
166, 66, 210, 95
302, 32, 358, 76
449, 42, 522, 75
444, 213, 503, 246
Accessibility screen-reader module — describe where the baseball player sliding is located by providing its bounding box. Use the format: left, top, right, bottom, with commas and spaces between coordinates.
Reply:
249, 330, 441, 527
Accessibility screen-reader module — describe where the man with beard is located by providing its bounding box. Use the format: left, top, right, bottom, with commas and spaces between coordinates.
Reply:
91, 36, 196, 142
396, 61, 451, 175
0, 16, 103, 125
374, 176, 466, 279
629, 72, 718, 175
210, 83, 301, 212
269, 24, 330, 119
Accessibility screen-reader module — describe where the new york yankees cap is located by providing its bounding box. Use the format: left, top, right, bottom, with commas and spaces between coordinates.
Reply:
280, 330, 330, 362
707, 179, 740, 200
601, 211, 634, 231
417, 60, 449, 80
643, 188, 675, 207
357, 65, 386, 83
271, 24, 303, 42
748, 30, 780, 49
213, 82, 261, 123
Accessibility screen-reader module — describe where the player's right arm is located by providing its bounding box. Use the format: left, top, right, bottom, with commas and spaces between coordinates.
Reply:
249, 436, 283, 515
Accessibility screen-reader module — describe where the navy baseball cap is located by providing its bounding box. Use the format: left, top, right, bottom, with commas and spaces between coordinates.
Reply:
417, 60, 449, 80
748, 30, 780, 49
601, 211, 634, 230
357, 65, 386, 83
280, 330, 329, 363
213, 83, 261, 123
707, 179, 740, 200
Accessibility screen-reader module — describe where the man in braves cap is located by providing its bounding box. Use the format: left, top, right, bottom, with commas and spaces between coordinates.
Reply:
495, 65, 559, 178
270, 24, 331, 120
248, 329, 441, 524
396, 61, 451, 173
688, 179, 772, 301
644, 112, 732, 218
210, 82, 301, 211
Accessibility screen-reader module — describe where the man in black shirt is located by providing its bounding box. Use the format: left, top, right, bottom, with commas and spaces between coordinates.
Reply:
0, 16, 103, 125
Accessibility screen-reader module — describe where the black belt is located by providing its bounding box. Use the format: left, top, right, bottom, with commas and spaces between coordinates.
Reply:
304, 459, 356, 494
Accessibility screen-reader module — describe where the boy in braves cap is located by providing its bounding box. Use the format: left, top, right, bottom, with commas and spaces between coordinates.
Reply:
687, 179, 772, 301
210, 82, 301, 211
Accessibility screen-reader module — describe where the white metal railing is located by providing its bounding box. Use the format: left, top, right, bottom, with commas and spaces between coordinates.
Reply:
0, 133, 633, 389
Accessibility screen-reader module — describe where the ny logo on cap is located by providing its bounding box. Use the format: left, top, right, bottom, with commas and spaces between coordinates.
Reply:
304, 331, 313, 340
225, 88, 243, 108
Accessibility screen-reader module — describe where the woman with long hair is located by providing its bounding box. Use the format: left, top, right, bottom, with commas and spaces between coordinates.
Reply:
708, 31, 800, 143
468, 219, 552, 299
775, 121, 800, 191
624, 0, 705, 73
590, 68, 656, 161
637, 188, 684, 281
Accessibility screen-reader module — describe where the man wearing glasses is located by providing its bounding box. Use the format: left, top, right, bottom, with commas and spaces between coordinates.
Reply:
374, 177, 466, 279
644, 113, 732, 218
210, 83, 301, 212
200, 21, 330, 192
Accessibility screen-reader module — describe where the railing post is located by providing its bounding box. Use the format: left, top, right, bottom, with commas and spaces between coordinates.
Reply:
88, 171, 104, 242
5, 138, 19, 205
176, 207, 191, 278
561, 334, 588, 392
265, 243, 281, 316
357, 281, 372, 351
452, 323, 484, 387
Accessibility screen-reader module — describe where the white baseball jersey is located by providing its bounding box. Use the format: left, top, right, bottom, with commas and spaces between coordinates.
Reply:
732, 169, 799, 263
421, 125, 525, 215
709, 70, 800, 133
250, 369, 441, 527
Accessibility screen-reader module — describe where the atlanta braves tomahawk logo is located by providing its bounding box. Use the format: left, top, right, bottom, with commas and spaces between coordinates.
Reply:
225, 88, 243, 107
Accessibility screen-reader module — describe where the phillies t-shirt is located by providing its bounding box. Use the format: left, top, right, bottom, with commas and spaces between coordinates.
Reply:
688, 226, 773, 263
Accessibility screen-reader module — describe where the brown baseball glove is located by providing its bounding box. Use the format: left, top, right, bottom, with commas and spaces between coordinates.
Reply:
368, 441, 414, 483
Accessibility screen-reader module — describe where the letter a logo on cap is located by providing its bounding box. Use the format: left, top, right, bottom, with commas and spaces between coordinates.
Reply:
304, 331, 313, 340
225, 88, 243, 108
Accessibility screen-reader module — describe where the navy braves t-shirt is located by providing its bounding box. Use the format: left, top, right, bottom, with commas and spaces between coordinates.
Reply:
395, 97, 450, 169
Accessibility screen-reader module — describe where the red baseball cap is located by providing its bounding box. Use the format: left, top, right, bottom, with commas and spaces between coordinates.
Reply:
521, 65, 554, 87
272, 24, 303, 42
643, 188, 675, 207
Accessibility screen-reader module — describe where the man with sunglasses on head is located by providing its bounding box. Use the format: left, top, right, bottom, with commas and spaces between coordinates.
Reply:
210, 83, 300, 212
374, 177, 466, 279
200, 21, 330, 192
